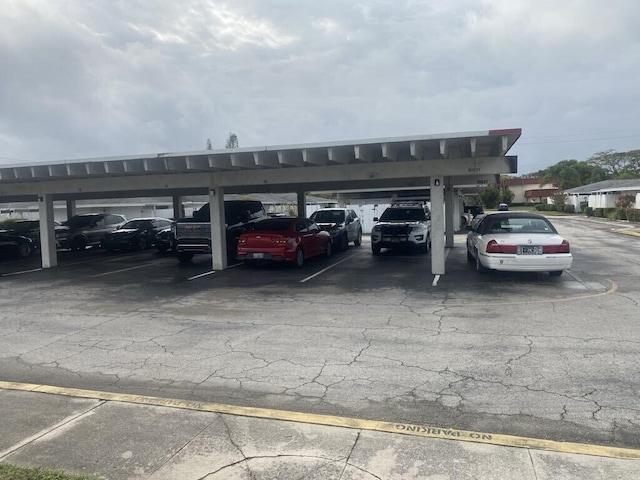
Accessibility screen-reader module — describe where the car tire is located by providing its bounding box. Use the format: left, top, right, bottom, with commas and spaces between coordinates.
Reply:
549, 271, 563, 277
17, 242, 32, 258
176, 252, 194, 263
294, 248, 305, 268
339, 233, 349, 251
475, 249, 488, 273
71, 236, 87, 251
467, 248, 474, 263
325, 240, 332, 258
354, 229, 362, 247
372, 244, 381, 256
138, 237, 148, 250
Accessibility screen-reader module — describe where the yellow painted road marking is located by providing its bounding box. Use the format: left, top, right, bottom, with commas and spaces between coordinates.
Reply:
1, 380, 638, 460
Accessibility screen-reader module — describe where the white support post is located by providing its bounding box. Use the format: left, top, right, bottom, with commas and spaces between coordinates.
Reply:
430, 176, 445, 276
297, 191, 306, 217
209, 187, 227, 270
445, 177, 455, 248
38, 193, 58, 268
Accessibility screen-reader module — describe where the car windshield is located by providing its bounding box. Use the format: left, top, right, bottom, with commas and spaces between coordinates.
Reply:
64, 216, 96, 228
380, 208, 426, 222
311, 210, 345, 223
485, 217, 556, 234
247, 218, 292, 232
121, 220, 151, 229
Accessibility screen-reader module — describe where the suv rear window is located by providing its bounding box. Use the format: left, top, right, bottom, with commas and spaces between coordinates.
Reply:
311, 210, 345, 223
379, 208, 427, 222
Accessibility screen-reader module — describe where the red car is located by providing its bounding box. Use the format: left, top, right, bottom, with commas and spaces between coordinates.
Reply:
236, 217, 332, 267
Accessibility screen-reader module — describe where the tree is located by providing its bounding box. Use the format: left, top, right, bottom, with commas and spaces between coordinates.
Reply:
500, 186, 514, 205
539, 159, 606, 189
478, 185, 501, 209
225, 132, 239, 149
588, 149, 640, 179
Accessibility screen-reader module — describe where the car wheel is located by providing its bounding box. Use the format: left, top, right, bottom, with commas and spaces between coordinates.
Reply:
354, 229, 362, 247
549, 271, 563, 277
340, 233, 349, 251
475, 249, 488, 273
138, 237, 148, 250
71, 236, 87, 251
294, 248, 305, 267
372, 244, 381, 256
467, 248, 474, 263
325, 240, 332, 257
17, 242, 32, 258
176, 252, 194, 263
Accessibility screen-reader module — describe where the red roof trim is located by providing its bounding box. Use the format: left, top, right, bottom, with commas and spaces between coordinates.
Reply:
488, 128, 522, 136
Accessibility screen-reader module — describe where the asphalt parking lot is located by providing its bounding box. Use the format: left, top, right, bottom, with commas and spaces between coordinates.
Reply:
1, 216, 639, 460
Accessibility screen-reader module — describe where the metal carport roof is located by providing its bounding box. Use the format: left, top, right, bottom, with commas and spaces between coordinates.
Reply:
0, 128, 521, 280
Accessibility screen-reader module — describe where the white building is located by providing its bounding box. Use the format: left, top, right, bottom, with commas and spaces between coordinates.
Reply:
565, 180, 640, 212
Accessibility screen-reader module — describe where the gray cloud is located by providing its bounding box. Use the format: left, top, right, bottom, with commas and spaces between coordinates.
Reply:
1, 0, 639, 175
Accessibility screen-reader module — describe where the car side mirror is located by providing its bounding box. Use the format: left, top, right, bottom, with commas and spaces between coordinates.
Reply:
373, 217, 379, 222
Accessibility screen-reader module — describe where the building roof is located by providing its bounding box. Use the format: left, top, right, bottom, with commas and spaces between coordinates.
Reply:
565, 179, 640, 194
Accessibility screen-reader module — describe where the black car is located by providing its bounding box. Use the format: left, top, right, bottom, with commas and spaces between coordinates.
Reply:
154, 225, 175, 253
0, 232, 34, 258
101, 217, 174, 251
0, 219, 65, 248
56, 213, 127, 250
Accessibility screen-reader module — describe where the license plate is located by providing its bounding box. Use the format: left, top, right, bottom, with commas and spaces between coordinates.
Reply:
518, 246, 539, 255
391, 238, 401, 243
252, 253, 264, 259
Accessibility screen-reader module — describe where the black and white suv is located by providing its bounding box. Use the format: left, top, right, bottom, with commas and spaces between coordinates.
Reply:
371, 203, 431, 255
309, 208, 363, 251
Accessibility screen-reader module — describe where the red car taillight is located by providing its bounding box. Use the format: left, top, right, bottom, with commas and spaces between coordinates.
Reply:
543, 240, 570, 254
486, 240, 517, 254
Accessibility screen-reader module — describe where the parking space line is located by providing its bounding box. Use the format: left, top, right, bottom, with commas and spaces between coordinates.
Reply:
188, 270, 216, 280
300, 252, 364, 283
1, 268, 43, 277
91, 263, 156, 277
1, 381, 638, 460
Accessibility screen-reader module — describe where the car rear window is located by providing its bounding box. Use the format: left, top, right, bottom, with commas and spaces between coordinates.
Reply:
247, 218, 292, 232
311, 210, 345, 223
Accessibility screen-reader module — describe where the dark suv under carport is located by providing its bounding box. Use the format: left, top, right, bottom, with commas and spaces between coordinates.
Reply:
56, 213, 127, 250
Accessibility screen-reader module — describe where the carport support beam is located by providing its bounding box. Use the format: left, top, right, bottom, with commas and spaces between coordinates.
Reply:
430, 176, 445, 276
172, 196, 184, 219
297, 191, 306, 217
445, 178, 455, 248
66, 200, 76, 220
209, 187, 227, 270
38, 193, 58, 268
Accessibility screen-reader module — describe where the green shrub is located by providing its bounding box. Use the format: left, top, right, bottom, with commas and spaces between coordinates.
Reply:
563, 205, 575, 214
584, 207, 594, 216
626, 209, 640, 222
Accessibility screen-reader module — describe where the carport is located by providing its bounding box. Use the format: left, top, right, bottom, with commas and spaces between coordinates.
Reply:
0, 128, 520, 279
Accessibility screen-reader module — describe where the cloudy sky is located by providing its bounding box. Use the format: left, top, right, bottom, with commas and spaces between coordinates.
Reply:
1, 0, 639, 174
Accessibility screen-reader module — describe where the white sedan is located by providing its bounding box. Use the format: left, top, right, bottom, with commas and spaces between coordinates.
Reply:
466, 212, 573, 276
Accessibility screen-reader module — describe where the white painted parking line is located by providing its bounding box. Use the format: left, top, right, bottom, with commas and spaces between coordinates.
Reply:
188, 270, 216, 280
91, 263, 156, 277
1, 268, 43, 277
300, 252, 363, 283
